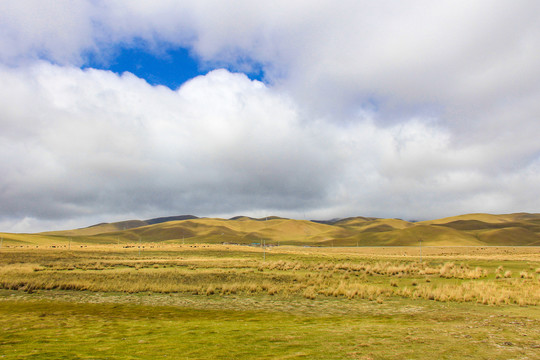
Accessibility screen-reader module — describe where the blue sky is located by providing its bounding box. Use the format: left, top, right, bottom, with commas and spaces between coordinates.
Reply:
1, 1, 540, 232
85, 47, 201, 89
84, 46, 264, 90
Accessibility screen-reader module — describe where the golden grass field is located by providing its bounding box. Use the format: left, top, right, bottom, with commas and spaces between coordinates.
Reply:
0, 244, 539, 359
0, 214, 539, 359
1, 244, 538, 305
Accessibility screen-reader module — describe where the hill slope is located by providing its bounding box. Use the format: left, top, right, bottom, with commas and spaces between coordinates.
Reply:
2, 213, 539, 246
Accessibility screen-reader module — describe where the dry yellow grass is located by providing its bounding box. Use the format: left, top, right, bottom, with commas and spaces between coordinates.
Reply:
0, 245, 538, 306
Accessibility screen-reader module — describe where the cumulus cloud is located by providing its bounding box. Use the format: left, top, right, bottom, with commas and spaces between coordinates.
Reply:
1, 1, 540, 231
0, 64, 341, 230
4, 2, 539, 127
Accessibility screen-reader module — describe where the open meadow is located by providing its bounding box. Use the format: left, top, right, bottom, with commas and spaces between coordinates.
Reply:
3, 2, 540, 358
0, 244, 539, 359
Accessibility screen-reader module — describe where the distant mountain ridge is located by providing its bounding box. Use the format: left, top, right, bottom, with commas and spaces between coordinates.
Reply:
145, 215, 199, 225
2, 212, 540, 246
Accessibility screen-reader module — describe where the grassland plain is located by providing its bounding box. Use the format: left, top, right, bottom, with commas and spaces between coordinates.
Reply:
0, 244, 539, 359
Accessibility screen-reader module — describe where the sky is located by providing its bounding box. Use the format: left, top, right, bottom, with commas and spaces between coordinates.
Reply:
1, 1, 540, 232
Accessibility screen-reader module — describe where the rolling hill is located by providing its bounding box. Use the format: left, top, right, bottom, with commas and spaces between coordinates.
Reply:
1, 213, 540, 247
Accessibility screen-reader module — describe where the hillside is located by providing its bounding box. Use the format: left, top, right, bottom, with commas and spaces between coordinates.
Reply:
1, 213, 539, 247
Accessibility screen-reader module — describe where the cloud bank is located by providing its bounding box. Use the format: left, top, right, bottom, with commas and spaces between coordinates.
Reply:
1, 1, 539, 231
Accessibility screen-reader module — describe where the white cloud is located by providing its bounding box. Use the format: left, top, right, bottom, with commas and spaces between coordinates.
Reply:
1, 1, 540, 231
0, 0, 97, 65
0, 64, 342, 230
